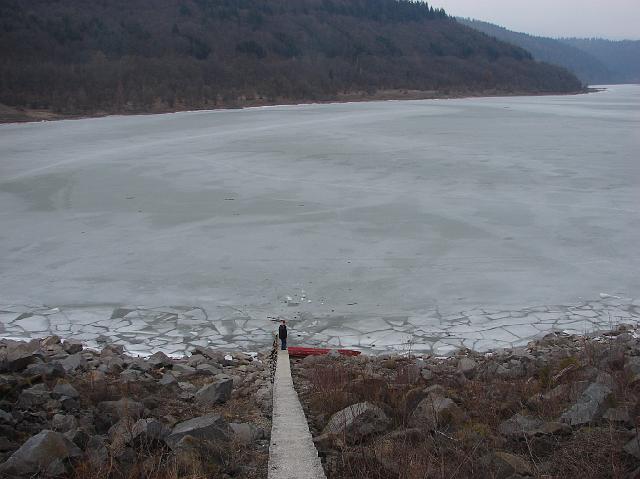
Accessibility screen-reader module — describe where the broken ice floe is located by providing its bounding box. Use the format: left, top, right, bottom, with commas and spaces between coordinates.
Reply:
1, 296, 639, 356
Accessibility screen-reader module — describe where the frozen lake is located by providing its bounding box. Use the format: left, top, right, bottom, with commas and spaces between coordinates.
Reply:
1, 85, 639, 355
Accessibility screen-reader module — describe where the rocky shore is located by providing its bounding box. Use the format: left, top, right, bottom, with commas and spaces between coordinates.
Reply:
292, 325, 640, 478
0, 336, 274, 478
4, 321, 640, 478
0, 89, 593, 124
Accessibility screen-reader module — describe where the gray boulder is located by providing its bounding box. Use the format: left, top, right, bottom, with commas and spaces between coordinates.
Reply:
148, 351, 172, 368
229, 374, 242, 388
109, 417, 169, 448
498, 413, 570, 439
59, 353, 87, 373
40, 336, 61, 348
486, 359, 525, 379
172, 364, 198, 378
130, 418, 170, 445
498, 413, 543, 439
108, 419, 135, 447
490, 363, 511, 378
64, 428, 91, 449
409, 393, 461, 430
255, 385, 273, 415
510, 347, 535, 361
60, 396, 80, 412
51, 414, 78, 433
120, 369, 146, 383
178, 382, 197, 392
25, 362, 65, 379
402, 388, 428, 416
128, 358, 152, 372
0, 430, 81, 477
102, 355, 125, 373
560, 382, 612, 426
16, 384, 51, 409
229, 422, 264, 444
191, 347, 225, 363
159, 373, 178, 386
165, 414, 231, 448
62, 340, 83, 355
196, 364, 223, 376
0, 344, 42, 372
323, 402, 391, 443
119, 369, 141, 383
52, 382, 79, 399
195, 378, 233, 405
186, 354, 207, 367
100, 344, 124, 356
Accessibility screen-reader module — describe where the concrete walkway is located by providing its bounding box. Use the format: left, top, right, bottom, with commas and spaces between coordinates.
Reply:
268, 349, 327, 479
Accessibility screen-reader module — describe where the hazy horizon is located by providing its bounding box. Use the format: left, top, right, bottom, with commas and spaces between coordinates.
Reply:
434, 0, 640, 41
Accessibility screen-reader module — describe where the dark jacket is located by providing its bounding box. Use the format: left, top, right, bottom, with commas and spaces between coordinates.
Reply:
278, 324, 287, 339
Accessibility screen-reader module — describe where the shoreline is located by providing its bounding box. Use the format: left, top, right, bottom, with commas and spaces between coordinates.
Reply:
2, 295, 638, 358
1, 318, 636, 361
0, 87, 599, 125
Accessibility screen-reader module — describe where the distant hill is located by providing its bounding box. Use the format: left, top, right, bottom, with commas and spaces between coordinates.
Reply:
561, 38, 640, 84
0, 0, 582, 117
458, 18, 640, 85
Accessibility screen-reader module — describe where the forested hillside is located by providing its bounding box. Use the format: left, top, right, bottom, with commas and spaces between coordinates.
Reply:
561, 38, 640, 84
0, 0, 583, 116
459, 18, 640, 85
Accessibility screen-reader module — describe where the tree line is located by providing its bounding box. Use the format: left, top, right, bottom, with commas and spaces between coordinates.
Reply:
0, 0, 583, 115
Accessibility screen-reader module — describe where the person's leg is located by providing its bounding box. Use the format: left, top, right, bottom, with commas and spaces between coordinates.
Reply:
280, 338, 285, 350
282, 338, 287, 350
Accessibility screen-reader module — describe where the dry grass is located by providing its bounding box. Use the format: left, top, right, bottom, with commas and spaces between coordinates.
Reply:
545, 426, 633, 478
68, 436, 243, 479
292, 339, 640, 479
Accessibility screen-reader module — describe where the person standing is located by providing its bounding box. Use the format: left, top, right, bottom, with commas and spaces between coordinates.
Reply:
278, 320, 288, 350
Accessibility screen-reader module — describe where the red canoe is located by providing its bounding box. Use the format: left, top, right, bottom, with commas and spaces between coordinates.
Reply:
287, 346, 361, 358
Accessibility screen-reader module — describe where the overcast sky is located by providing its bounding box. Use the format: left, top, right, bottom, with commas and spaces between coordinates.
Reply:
433, 0, 640, 40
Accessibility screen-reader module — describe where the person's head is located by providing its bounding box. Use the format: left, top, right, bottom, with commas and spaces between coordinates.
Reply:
281, 320, 286, 325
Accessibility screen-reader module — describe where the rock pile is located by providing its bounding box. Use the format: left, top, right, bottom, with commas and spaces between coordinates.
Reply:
0, 336, 273, 478
292, 325, 640, 478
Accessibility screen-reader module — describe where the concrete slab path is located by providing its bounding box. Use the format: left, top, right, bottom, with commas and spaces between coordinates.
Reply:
268, 349, 327, 479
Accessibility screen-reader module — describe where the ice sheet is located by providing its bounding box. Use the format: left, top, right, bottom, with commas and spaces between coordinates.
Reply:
1, 85, 640, 353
